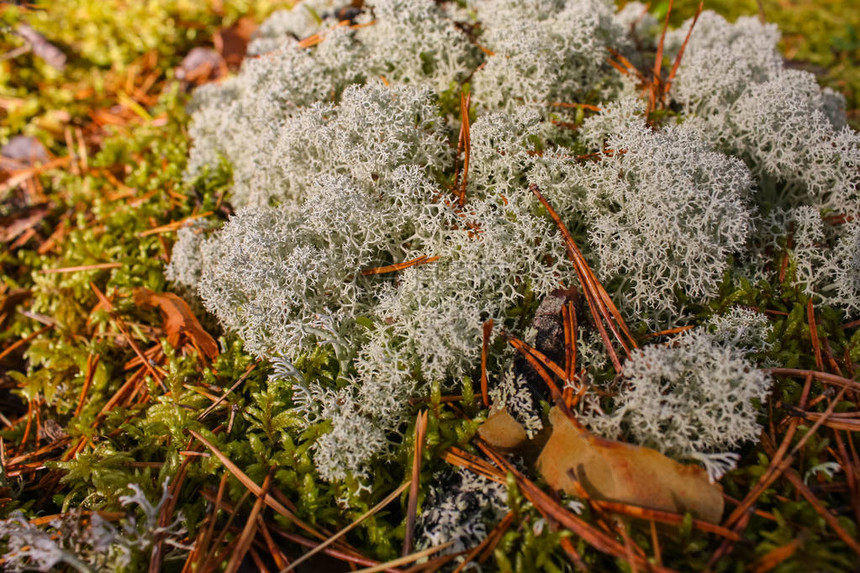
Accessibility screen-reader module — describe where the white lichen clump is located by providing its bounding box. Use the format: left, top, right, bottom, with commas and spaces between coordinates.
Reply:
172, 0, 860, 493
609, 330, 772, 480
0, 482, 186, 572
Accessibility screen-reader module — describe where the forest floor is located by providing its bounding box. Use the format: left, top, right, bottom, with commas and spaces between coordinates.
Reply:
1, 1, 860, 571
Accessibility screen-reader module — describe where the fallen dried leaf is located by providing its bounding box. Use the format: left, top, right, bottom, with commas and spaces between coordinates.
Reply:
133, 287, 218, 359
478, 408, 529, 452
214, 17, 257, 68
537, 407, 724, 524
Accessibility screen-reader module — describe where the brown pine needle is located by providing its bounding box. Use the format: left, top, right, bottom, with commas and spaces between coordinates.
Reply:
225, 469, 272, 573
665, 1, 703, 101
588, 498, 740, 540
784, 469, 860, 557
139, 211, 213, 236
442, 447, 506, 485
90, 282, 165, 389
644, 325, 695, 339
0, 324, 52, 362
807, 300, 824, 371
529, 183, 636, 372
198, 360, 260, 421
607, 48, 646, 83
74, 354, 100, 417
403, 411, 428, 556
505, 332, 567, 383
562, 301, 576, 384
549, 102, 603, 112
764, 368, 860, 394
458, 92, 471, 208
481, 319, 494, 407
452, 511, 515, 573
749, 539, 801, 573
360, 255, 439, 276
650, 520, 663, 567
282, 480, 412, 572
476, 440, 680, 573
189, 429, 325, 541
653, 0, 674, 101
724, 384, 848, 529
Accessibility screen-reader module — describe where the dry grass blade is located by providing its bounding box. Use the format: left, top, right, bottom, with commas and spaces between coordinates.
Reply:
403, 411, 428, 556
282, 480, 412, 572
351, 541, 455, 573
188, 429, 325, 541
38, 262, 122, 274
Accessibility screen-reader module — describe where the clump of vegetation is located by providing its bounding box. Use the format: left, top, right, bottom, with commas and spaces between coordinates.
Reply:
2, 0, 860, 571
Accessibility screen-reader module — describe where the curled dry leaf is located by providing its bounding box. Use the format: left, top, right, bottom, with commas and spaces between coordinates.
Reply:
133, 287, 219, 359
537, 407, 724, 524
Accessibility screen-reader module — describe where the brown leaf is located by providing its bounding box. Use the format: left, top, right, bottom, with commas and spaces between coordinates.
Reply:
133, 288, 218, 359
214, 17, 258, 68
537, 407, 724, 524
478, 408, 529, 452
